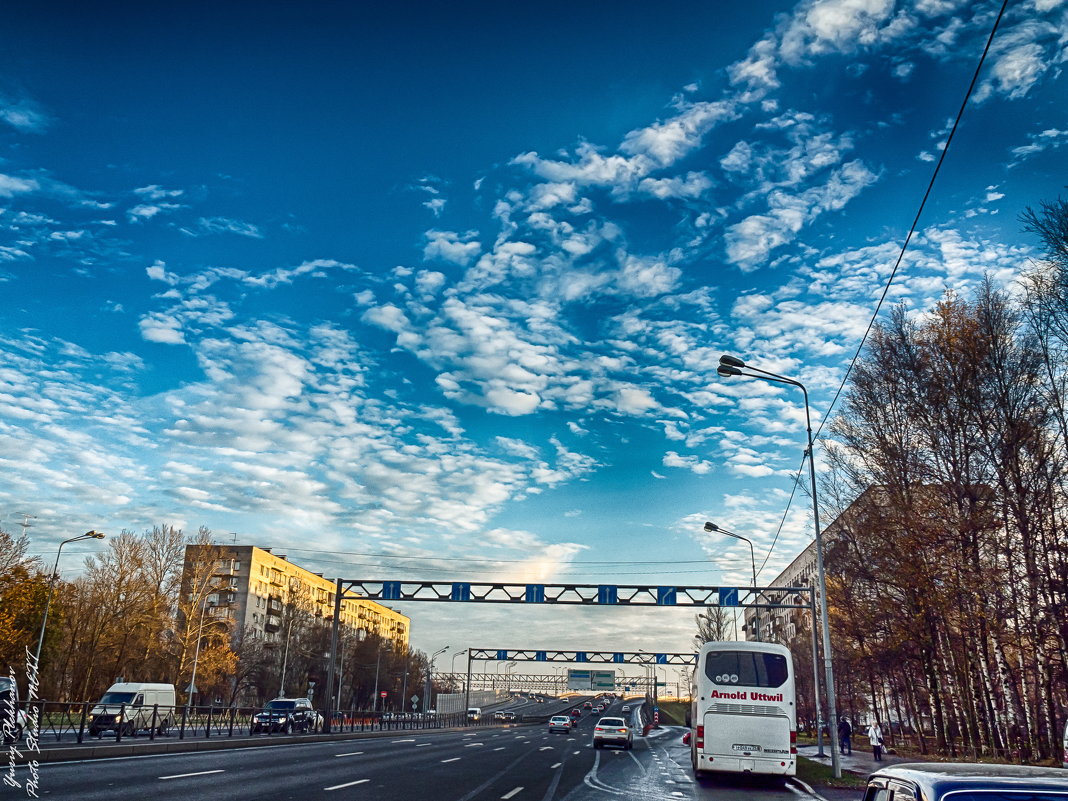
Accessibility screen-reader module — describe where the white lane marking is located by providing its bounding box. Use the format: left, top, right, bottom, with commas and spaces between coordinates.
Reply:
334, 751, 364, 757
160, 769, 224, 780
442, 757, 462, 763
494, 747, 506, 751
416, 743, 431, 747
501, 788, 524, 799
392, 738, 416, 743
573, 750, 581, 755
550, 762, 562, 768
325, 779, 370, 791
539, 746, 553, 751
465, 742, 484, 747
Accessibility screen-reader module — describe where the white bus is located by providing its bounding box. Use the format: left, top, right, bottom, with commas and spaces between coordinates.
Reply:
689, 640, 796, 779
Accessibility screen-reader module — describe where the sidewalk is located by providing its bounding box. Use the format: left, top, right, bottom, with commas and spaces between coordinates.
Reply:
795, 743, 907, 801
798, 742, 908, 775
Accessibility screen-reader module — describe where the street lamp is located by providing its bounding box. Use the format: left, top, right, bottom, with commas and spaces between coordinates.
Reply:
426, 646, 448, 712
34, 531, 105, 667
451, 649, 468, 693
704, 521, 760, 642
717, 352, 841, 777
187, 583, 238, 711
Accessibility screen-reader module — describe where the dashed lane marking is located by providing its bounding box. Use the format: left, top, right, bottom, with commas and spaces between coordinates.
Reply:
442, 757, 462, 763
550, 763, 562, 769
501, 787, 524, 799
334, 752, 364, 757
159, 770, 225, 780
325, 779, 370, 791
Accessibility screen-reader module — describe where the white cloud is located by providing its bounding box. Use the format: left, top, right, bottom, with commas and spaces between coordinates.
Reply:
243, 259, 356, 289
184, 216, 263, 239
1010, 128, 1068, 164
362, 303, 412, 334
0, 96, 49, 133
663, 450, 713, 474
637, 171, 713, 199
127, 202, 184, 222
134, 185, 184, 201
620, 100, 738, 167
725, 160, 878, 270
0, 174, 40, 198
423, 229, 482, 265
146, 260, 179, 285
138, 313, 185, 344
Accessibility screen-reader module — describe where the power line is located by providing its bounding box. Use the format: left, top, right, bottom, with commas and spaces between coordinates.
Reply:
278, 546, 742, 567
754, 0, 1011, 574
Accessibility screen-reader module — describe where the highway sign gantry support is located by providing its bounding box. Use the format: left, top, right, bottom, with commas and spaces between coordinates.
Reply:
322, 577, 815, 732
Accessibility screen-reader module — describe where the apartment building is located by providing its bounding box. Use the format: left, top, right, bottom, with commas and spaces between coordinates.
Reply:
183, 544, 410, 648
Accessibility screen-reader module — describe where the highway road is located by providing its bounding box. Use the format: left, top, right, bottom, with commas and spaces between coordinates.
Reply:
4, 702, 808, 801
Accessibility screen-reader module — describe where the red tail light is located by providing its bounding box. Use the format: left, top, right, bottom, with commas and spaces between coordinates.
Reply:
790, 730, 797, 755
696, 725, 704, 748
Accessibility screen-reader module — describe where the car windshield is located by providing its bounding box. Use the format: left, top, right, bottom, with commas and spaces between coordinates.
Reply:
598, 718, 625, 727
98, 692, 136, 704
704, 650, 789, 688
265, 700, 296, 710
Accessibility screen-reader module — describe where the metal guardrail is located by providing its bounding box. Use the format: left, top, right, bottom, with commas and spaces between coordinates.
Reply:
11, 701, 491, 745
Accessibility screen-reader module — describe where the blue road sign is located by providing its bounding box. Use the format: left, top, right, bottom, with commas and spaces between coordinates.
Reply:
526, 584, 545, 603
597, 585, 618, 604
657, 586, 677, 605
720, 587, 739, 606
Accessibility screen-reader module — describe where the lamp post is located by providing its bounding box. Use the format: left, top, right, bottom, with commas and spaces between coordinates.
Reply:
187, 583, 237, 711
717, 353, 841, 777
426, 647, 447, 712
277, 576, 301, 698
34, 531, 105, 667
451, 649, 468, 693
704, 521, 760, 641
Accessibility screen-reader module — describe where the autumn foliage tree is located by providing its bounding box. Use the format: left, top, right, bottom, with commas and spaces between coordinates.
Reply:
819, 202, 1068, 761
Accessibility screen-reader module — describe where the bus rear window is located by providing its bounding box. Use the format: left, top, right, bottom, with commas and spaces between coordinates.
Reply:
704, 650, 789, 688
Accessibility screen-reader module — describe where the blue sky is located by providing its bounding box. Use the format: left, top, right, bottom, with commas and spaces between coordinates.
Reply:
2, 0, 1066, 667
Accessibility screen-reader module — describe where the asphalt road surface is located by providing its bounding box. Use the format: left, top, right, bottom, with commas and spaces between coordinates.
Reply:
4, 709, 807, 801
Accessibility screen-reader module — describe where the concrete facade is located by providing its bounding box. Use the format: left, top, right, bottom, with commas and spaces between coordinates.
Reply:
184, 544, 410, 648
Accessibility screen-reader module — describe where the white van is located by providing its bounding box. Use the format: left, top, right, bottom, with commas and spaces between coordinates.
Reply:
466, 707, 482, 721
88, 682, 176, 737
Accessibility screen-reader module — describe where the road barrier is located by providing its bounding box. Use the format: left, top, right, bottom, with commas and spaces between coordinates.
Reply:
13, 700, 493, 746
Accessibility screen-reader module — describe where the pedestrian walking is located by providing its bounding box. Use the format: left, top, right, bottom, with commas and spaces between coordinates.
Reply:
866, 721, 884, 761
838, 717, 853, 755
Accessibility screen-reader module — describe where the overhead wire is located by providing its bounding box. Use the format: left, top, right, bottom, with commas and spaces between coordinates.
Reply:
752, 0, 1011, 578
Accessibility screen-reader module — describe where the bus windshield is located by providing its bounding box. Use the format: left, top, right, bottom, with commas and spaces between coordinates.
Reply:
704, 650, 789, 688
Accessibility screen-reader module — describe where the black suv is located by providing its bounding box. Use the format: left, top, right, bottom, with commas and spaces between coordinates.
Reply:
251, 698, 320, 734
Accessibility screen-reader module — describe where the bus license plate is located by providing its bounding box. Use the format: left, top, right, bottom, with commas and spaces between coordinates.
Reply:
733, 744, 761, 752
